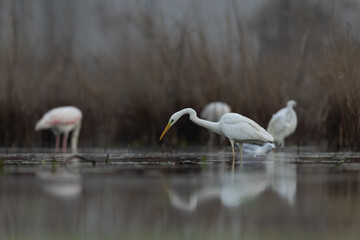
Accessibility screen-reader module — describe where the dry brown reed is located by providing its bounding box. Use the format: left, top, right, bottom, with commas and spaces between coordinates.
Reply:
316, 31, 360, 150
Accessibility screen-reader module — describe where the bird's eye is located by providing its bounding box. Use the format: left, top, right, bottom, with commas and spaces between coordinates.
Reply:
170, 119, 174, 123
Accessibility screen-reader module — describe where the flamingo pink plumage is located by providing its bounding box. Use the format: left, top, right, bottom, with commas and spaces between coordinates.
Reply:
35, 106, 82, 153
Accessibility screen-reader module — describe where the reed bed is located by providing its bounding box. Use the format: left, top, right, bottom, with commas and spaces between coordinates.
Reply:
0, 0, 359, 150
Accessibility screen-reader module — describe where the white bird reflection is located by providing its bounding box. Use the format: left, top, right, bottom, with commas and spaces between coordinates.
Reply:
35, 155, 96, 199
166, 161, 297, 211
36, 167, 82, 199
165, 187, 222, 212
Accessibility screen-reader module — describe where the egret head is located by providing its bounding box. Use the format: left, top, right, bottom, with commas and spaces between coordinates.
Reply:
160, 108, 197, 141
159, 110, 185, 141
287, 100, 297, 108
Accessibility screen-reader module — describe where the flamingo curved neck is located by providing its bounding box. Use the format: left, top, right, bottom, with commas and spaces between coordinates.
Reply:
71, 121, 82, 154
181, 108, 222, 135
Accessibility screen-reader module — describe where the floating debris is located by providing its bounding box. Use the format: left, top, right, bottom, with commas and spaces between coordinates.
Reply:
65, 155, 96, 166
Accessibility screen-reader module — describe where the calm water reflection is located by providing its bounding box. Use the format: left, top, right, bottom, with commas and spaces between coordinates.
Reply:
1, 148, 360, 239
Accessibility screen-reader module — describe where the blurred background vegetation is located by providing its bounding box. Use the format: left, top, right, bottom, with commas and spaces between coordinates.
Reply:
0, 0, 360, 149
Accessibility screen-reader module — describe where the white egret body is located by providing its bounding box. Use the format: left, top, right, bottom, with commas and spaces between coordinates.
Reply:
200, 102, 231, 146
160, 108, 274, 165
35, 106, 82, 153
267, 100, 297, 148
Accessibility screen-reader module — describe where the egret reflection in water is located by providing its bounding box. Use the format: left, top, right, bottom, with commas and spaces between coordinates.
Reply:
2, 149, 360, 239
165, 160, 297, 211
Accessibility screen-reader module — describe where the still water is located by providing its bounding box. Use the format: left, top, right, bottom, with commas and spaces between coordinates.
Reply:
1, 147, 360, 240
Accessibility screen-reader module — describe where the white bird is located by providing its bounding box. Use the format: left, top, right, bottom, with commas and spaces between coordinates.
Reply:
267, 100, 297, 148
242, 142, 275, 156
35, 106, 82, 154
159, 108, 274, 165
200, 102, 231, 146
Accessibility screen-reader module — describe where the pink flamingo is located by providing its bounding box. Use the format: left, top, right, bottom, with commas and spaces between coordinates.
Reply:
35, 106, 82, 153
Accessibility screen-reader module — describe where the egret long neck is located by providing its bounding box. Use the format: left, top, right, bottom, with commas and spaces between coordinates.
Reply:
184, 108, 222, 135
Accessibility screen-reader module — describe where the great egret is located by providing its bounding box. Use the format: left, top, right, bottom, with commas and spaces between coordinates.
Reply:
159, 108, 274, 165
267, 100, 297, 148
200, 101, 231, 146
35, 106, 82, 154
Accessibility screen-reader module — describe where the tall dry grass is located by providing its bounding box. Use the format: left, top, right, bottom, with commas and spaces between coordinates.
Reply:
0, 0, 359, 149
316, 32, 360, 150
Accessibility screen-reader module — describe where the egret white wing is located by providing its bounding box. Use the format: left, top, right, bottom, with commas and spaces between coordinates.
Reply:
267, 109, 288, 134
220, 113, 273, 142
268, 108, 297, 136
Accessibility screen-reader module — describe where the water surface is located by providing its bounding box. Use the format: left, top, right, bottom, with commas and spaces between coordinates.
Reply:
1, 147, 360, 240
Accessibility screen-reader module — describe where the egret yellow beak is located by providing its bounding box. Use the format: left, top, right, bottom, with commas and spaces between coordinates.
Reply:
159, 123, 171, 141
